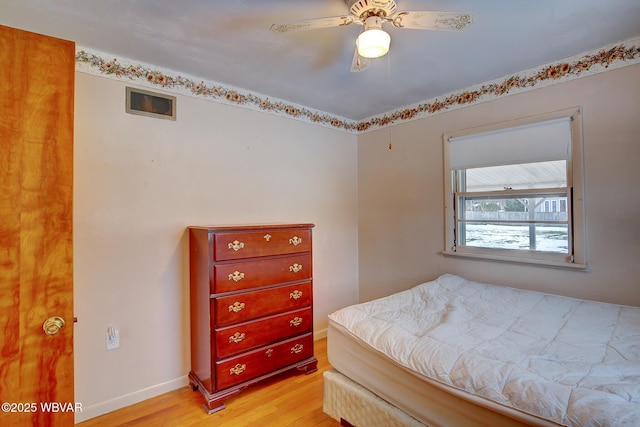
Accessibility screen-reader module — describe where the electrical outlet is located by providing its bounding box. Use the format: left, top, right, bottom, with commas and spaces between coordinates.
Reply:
106, 325, 120, 350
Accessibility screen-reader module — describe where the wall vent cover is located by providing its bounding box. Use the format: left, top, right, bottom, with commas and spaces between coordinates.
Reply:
126, 87, 176, 120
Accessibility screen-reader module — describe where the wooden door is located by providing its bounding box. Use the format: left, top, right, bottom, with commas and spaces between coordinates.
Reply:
0, 25, 75, 426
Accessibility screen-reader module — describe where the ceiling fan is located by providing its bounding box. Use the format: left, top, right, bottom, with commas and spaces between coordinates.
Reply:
270, 0, 473, 72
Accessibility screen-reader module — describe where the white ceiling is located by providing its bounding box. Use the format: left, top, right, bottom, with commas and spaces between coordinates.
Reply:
1, 0, 639, 120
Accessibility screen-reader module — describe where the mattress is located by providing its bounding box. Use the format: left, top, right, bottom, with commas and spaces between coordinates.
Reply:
327, 274, 640, 426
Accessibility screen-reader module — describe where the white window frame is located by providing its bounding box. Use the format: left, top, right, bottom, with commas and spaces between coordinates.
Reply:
443, 107, 587, 269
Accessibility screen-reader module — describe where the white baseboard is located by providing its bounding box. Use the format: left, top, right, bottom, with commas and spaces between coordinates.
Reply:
314, 327, 328, 340
75, 330, 328, 423
74, 375, 189, 423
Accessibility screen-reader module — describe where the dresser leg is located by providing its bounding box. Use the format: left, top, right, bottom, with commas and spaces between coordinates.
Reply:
188, 373, 202, 392
297, 356, 318, 374
190, 371, 245, 414
204, 400, 226, 414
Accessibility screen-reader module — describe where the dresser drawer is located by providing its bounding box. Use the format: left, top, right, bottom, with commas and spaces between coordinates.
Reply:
214, 282, 312, 326
215, 333, 314, 390
215, 307, 312, 358
213, 229, 311, 261
213, 253, 311, 294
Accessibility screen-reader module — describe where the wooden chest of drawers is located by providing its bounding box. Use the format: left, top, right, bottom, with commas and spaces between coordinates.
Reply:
188, 224, 317, 413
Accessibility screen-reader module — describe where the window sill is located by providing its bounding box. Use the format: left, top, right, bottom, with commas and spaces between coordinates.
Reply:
442, 250, 588, 271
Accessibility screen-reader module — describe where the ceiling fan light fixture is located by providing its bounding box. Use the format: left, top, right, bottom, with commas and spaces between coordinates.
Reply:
270, 2, 473, 72
357, 16, 390, 58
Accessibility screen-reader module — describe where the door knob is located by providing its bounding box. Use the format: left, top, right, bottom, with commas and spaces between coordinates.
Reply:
43, 316, 65, 335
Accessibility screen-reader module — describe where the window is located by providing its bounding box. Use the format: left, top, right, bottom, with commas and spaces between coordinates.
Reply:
443, 108, 586, 269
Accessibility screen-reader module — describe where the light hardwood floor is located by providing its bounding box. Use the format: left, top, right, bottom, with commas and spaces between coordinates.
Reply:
76, 338, 340, 426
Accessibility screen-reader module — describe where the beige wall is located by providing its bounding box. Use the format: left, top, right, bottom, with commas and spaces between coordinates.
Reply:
73, 73, 359, 420
73, 61, 640, 421
357, 63, 640, 306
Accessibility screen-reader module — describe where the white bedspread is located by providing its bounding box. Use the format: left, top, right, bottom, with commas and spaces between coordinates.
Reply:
328, 274, 640, 426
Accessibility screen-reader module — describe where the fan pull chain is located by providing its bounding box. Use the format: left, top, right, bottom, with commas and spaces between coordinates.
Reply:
387, 49, 392, 150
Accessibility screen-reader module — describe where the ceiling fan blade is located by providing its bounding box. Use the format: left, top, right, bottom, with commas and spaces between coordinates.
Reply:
270, 15, 357, 33
389, 12, 473, 31
350, 47, 370, 72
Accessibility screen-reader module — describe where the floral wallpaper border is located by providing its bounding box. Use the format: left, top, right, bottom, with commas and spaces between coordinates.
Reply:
76, 35, 640, 134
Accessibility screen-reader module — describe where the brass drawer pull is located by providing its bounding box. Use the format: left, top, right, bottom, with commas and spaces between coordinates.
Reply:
265, 348, 274, 358
228, 240, 244, 251
290, 317, 303, 327
290, 290, 302, 300
289, 236, 302, 246
291, 344, 304, 354
229, 332, 245, 343
230, 363, 246, 375
228, 302, 245, 313
289, 263, 302, 273
264, 234, 272, 241
228, 271, 245, 282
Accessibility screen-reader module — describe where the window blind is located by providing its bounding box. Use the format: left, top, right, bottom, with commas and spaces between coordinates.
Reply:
448, 117, 572, 170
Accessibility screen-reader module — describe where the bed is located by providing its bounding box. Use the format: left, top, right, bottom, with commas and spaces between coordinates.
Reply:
323, 274, 640, 427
